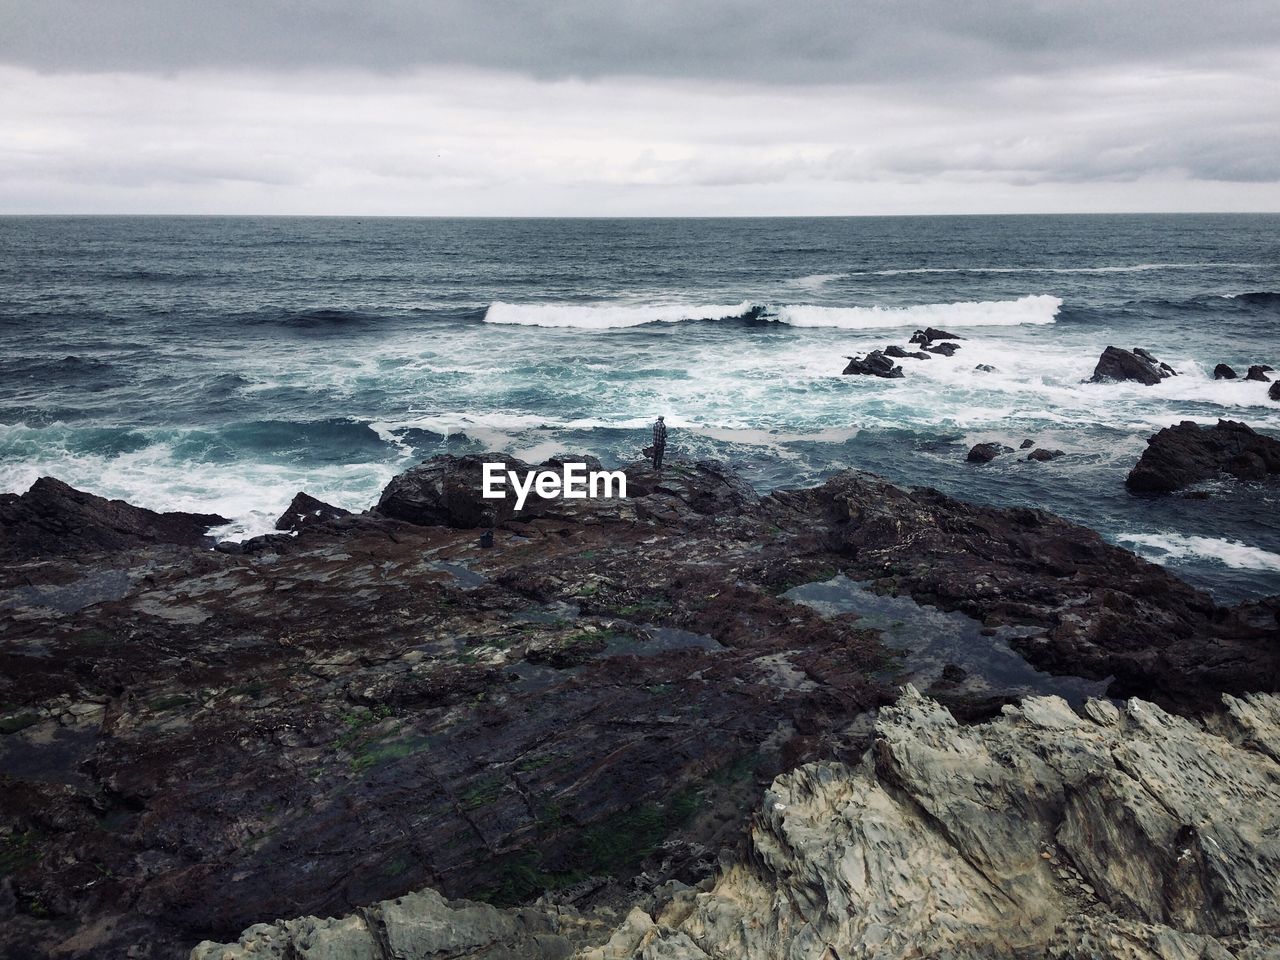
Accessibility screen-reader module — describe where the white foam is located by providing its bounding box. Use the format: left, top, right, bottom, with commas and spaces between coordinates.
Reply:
775, 295, 1061, 330
1117, 533, 1280, 572
483, 301, 757, 329
855, 263, 1262, 276
789, 273, 846, 291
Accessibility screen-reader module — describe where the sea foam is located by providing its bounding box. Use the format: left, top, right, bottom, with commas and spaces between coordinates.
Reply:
483, 301, 758, 329
1117, 533, 1280, 572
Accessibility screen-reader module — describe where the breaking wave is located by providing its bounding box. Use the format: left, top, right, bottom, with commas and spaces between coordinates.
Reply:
1117, 533, 1280, 572
483, 295, 1060, 330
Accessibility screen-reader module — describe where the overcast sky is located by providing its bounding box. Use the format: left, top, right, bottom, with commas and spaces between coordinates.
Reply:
2, 0, 1278, 215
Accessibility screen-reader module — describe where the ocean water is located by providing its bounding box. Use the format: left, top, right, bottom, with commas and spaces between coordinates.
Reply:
1, 215, 1278, 602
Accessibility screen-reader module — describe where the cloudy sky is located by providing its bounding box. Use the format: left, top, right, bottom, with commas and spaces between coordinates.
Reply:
2, 0, 1278, 215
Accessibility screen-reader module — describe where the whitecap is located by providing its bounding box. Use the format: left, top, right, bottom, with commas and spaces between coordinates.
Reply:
1117, 533, 1280, 572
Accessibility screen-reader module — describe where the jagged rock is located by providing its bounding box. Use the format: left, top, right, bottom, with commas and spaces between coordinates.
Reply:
197, 688, 1280, 960
909, 327, 965, 345
274, 492, 351, 532
884, 345, 931, 360
1090, 346, 1177, 385
1246, 365, 1273, 382
1026, 448, 1065, 462
925, 342, 961, 357
1214, 363, 1238, 380
966, 442, 1009, 463
1126, 419, 1280, 492
842, 350, 904, 378
974, 363, 997, 373
0, 477, 228, 560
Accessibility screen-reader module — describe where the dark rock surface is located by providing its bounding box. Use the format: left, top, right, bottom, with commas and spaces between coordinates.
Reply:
1125, 419, 1280, 492
974, 363, 996, 373
925, 342, 961, 357
966, 442, 1009, 463
1025, 448, 1065, 462
841, 350, 904, 378
1089, 346, 1177, 385
909, 327, 964, 345
1019, 439, 1035, 449
0, 476, 229, 561
1214, 363, 1238, 379
274, 492, 351, 532
1272, 381, 1280, 402
1247, 364, 1273, 382
2, 461, 1277, 957
884, 345, 931, 360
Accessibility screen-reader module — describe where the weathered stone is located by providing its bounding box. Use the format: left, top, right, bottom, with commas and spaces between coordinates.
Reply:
1213, 363, 1238, 380
275, 492, 351, 532
1090, 346, 1177, 385
1126, 419, 1280, 492
966, 442, 1009, 463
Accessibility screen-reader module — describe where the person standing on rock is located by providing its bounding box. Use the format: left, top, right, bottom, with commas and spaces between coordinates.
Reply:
652, 416, 667, 470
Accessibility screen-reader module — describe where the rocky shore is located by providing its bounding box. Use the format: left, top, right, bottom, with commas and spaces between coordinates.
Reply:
2, 455, 1278, 958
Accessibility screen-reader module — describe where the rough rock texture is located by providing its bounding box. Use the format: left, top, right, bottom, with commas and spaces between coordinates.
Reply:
0, 476, 228, 561
193, 687, 1280, 960
3, 461, 1278, 957
1126, 419, 1280, 492
1247, 365, 1273, 382
841, 350, 903, 378
1215, 363, 1239, 380
274, 492, 351, 532
1090, 346, 1178, 385
966, 442, 1009, 463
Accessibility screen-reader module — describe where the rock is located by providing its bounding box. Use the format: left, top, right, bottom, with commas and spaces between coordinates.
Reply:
198, 688, 1280, 960
274, 492, 351, 532
883, 345, 931, 360
0, 477, 229, 561
1214, 363, 1238, 380
1089, 346, 1177, 385
1019, 439, 1035, 449
974, 364, 997, 373
1247, 365, 1273, 382
1271, 381, 1280, 402
924, 342, 960, 357
909, 327, 965, 345
1126, 419, 1280, 492
373, 453, 569, 527
966, 442, 1009, 463
842, 350, 904, 378
1026, 448, 1065, 462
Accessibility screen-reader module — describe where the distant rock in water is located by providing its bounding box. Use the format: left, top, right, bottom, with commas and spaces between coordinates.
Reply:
274, 492, 350, 532
925, 342, 961, 357
884, 344, 931, 360
1247, 364, 1274, 382
1019, 438, 1035, 449
1126, 419, 1280, 492
1214, 363, 1238, 379
0, 476, 228, 560
1272, 381, 1280, 402
195, 687, 1280, 960
909, 327, 965, 345
975, 363, 997, 373
966, 442, 1009, 463
1089, 345, 1177, 385
1025, 448, 1064, 462
842, 350, 904, 378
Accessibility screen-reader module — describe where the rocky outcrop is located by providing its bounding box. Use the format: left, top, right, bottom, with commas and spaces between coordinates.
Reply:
1271, 381, 1280, 402
966, 442, 1008, 463
0, 476, 228, 560
1246, 365, 1273, 382
192, 687, 1280, 960
1126, 419, 1280, 492
274, 491, 350, 532
925, 341, 961, 356
1026, 448, 1065, 462
842, 350, 904, 378
1089, 346, 1177, 385
884, 344, 931, 360
910, 327, 964, 345
1214, 363, 1238, 379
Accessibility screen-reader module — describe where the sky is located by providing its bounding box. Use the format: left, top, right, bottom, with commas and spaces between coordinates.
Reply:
1, 0, 1279, 215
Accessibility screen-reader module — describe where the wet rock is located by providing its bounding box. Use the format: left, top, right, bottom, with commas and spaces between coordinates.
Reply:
1126, 419, 1280, 493
1246, 365, 1273, 382
924, 342, 960, 357
909, 327, 965, 345
1089, 346, 1177, 385
1020, 439, 1035, 449
842, 350, 904, 378
1214, 363, 1238, 380
966, 442, 1009, 463
974, 363, 997, 373
274, 492, 350, 532
0, 476, 229, 561
1271, 381, 1280, 402
1026, 448, 1065, 462
884, 345, 931, 360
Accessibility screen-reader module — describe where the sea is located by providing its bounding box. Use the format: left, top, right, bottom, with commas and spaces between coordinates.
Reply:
2, 215, 1278, 603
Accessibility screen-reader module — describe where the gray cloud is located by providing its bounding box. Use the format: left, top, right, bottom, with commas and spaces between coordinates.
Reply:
2, 0, 1279, 84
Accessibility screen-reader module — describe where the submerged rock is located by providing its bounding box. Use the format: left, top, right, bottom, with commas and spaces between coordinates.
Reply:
1247, 364, 1273, 382
1026, 448, 1065, 462
966, 442, 1009, 463
274, 492, 351, 532
1214, 363, 1238, 380
842, 350, 904, 378
194, 687, 1280, 960
974, 363, 997, 373
1089, 346, 1177, 385
1126, 419, 1280, 492
0, 476, 228, 560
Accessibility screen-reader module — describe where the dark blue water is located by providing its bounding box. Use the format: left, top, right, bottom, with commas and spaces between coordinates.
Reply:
2, 215, 1278, 601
